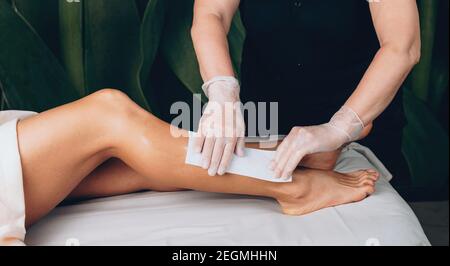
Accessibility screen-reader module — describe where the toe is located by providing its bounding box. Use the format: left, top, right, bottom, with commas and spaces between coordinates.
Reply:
353, 185, 376, 202
345, 170, 366, 179
366, 169, 380, 180
362, 185, 376, 196
359, 179, 375, 187
341, 170, 368, 183
355, 170, 379, 183
366, 172, 379, 182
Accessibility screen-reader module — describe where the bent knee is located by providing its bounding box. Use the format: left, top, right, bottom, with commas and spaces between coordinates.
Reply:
90, 89, 131, 108
86, 89, 146, 131
90, 89, 140, 116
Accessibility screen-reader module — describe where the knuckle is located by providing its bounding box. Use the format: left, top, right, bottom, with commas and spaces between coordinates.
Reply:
300, 128, 313, 138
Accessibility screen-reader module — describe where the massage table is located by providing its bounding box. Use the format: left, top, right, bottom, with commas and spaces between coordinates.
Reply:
25, 143, 430, 246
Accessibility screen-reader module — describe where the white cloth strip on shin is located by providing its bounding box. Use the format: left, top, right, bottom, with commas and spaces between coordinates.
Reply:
185, 132, 292, 183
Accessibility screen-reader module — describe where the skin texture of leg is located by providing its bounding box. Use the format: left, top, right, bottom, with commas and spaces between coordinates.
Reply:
18, 89, 377, 227
68, 158, 182, 202
69, 110, 375, 199
18, 93, 116, 227
69, 124, 374, 201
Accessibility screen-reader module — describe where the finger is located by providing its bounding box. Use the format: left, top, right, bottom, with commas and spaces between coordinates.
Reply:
273, 145, 296, 179
193, 130, 206, 153
235, 137, 246, 157
218, 141, 236, 175
208, 139, 226, 176
270, 134, 292, 171
281, 150, 306, 179
201, 135, 215, 169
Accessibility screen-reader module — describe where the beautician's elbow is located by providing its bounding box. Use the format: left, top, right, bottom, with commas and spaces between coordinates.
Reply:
407, 42, 422, 66
380, 40, 421, 68
191, 10, 228, 40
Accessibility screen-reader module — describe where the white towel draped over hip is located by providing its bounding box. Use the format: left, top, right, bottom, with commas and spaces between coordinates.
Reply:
0, 111, 37, 246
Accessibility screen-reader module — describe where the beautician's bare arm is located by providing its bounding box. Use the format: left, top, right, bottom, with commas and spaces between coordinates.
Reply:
345, 0, 421, 125
191, 0, 240, 80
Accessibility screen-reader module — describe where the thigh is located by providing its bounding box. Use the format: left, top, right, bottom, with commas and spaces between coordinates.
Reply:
18, 95, 113, 227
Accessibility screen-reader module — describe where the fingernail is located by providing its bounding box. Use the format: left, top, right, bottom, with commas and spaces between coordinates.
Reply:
218, 168, 225, 175
202, 160, 209, 169
208, 168, 217, 176
237, 149, 245, 157
273, 170, 280, 179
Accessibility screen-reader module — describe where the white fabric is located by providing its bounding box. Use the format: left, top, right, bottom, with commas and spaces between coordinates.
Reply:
25, 143, 429, 246
0, 111, 37, 246
186, 132, 292, 183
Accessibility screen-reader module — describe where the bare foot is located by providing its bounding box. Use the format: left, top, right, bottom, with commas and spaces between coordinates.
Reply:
276, 169, 379, 216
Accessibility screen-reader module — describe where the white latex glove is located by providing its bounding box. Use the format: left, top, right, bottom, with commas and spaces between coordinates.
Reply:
194, 76, 246, 176
270, 106, 365, 178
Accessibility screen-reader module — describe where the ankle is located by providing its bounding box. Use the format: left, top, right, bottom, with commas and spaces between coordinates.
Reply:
274, 172, 309, 201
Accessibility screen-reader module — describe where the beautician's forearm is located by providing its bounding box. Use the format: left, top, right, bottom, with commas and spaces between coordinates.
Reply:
191, 7, 236, 80
344, 0, 420, 125
345, 45, 420, 125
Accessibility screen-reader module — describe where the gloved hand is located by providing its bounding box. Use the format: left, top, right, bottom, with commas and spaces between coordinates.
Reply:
194, 76, 246, 176
270, 106, 365, 178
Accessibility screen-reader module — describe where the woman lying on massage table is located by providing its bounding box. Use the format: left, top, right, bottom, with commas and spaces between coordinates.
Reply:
14, 89, 378, 237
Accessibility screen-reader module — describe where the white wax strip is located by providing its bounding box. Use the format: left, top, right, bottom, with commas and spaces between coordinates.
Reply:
185, 132, 292, 183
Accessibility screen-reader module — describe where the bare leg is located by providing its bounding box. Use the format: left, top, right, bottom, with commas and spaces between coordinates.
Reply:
18, 89, 377, 227
68, 158, 182, 202
68, 90, 377, 215
69, 111, 375, 199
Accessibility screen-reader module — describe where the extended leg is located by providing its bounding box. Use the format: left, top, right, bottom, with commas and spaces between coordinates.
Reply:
85, 90, 377, 215
69, 111, 375, 199
18, 89, 377, 227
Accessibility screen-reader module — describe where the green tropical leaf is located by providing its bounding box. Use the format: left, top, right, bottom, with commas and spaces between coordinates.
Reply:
411, 0, 439, 101
135, 0, 149, 19
1, 90, 7, 110
402, 89, 449, 189
160, 0, 246, 97
136, 0, 167, 115
59, 0, 150, 109
229, 11, 246, 78
0, 0, 79, 111
428, 68, 449, 113
10, 0, 61, 56
58, 0, 84, 96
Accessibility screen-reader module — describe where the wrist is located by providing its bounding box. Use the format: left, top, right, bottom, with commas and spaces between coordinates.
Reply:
328, 106, 365, 142
202, 76, 240, 101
